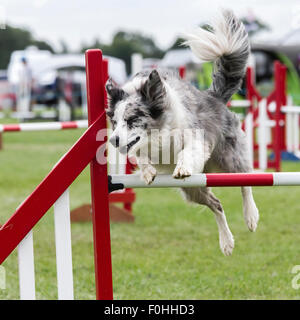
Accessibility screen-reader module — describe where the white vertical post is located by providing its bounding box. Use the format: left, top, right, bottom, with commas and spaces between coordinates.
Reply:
286, 112, 293, 152
293, 113, 299, 155
58, 99, 71, 122
118, 152, 127, 175
54, 189, 74, 300
18, 230, 35, 300
286, 95, 294, 153
258, 99, 268, 171
131, 53, 143, 76
118, 152, 127, 192
245, 111, 254, 166
81, 82, 88, 117
247, 53, 256, 84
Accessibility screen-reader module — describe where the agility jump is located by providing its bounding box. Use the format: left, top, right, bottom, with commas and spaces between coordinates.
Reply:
1, 49, 300, 300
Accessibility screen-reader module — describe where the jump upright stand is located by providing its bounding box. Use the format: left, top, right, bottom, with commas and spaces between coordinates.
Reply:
85, 49, 113, 300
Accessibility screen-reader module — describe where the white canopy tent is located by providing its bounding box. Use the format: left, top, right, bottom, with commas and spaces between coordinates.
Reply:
159, 48, 202, 68
7, 47, 127, 86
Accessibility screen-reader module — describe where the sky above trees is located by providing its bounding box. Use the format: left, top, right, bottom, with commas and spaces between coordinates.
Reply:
1, 0, 300, 52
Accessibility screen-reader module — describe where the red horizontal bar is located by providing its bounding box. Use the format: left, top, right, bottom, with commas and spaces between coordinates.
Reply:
206, 173, 274, 187
0, 112, 106, 264
109, 191, 136, 203
61, 122, 79, 129
3, 124, 21, 132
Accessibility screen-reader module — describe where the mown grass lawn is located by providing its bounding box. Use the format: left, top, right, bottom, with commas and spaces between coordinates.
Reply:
1, 128, 300, 300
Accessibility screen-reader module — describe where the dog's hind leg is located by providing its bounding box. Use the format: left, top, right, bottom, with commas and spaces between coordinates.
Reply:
241, 186, 259, 232
182, 187, 234, 256
216, 137, 259, 232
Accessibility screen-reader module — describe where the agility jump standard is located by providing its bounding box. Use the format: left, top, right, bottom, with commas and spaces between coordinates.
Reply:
2, 49, 300, 301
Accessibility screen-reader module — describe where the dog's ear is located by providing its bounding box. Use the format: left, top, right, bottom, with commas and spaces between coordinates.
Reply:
105, 78, 126, 107
140, 70, 165, 119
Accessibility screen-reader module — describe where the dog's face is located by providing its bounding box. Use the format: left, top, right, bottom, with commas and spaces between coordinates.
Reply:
106, 69, 166, 154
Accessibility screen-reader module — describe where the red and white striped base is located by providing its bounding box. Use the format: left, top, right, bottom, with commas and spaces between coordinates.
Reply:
110, 172, 300, 188
0, 120, 88, 132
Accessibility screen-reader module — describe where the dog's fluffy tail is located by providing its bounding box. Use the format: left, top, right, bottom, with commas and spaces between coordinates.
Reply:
183, 9, 250, 103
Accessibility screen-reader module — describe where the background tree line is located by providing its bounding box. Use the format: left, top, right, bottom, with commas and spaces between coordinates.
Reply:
0, 16, 266, 73
0, 24, 183, 74
0, 25, 54, 69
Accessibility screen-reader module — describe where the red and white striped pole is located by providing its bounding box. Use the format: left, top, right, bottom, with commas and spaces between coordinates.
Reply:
110, 172, 300, 189
0, 121, 88, 132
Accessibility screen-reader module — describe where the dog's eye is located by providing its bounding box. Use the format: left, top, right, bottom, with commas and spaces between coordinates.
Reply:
111, 120, 117, 128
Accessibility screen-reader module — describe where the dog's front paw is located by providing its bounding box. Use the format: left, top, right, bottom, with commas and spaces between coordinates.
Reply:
141, 165, 157, 185
219, 232, 234, 256
173, 165, 191, 179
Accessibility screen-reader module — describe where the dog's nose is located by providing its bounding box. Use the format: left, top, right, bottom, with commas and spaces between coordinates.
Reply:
110, 135, 120, 147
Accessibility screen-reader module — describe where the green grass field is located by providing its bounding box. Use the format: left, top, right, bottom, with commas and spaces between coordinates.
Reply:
1, 128, 300, 300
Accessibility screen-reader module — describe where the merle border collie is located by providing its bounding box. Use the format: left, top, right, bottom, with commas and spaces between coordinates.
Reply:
105, 9, 259, 256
